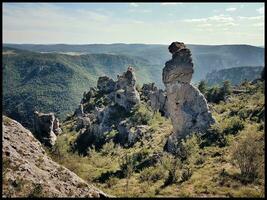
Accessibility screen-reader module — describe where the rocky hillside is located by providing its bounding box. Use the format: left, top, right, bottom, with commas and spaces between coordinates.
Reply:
48, 75, 265, 198
3, 43, 263, 130
43, 42, 264, 197
2, 116, 108, 198
205, 66, 264, 86
3, 47, 158, 129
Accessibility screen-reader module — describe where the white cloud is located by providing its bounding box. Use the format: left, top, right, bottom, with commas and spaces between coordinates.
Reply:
184, 15, 234, 23
226, 7, 236, 12
257, 7, 264, 15
161, 3, 183, 6
129, 9, 151, 13
238, 15, 263, 20
129, 3, 139, 7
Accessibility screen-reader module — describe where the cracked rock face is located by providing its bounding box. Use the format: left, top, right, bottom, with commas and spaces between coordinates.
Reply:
33, 111, 62, 147
163, 42, 215, 147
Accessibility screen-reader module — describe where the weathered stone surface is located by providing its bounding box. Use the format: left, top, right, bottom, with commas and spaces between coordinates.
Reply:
33, 111, 60, 147
73, 67, 141, 151
163, 42, 215, 148
141, 83, 169, 117
163, 42, 193, 84
2, 116, 109, 198
117, 120, 149, 146
114, 67, 140, 111
97, 76, 116, 93
53, 118, 62, 135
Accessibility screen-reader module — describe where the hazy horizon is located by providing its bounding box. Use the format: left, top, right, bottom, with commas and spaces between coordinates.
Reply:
3, 3, 264, 46
3, 42, 264, 47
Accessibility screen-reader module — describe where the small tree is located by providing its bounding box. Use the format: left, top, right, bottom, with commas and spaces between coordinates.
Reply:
231, 129, 264, 182
120, 154, 135, 196
220, 80, 231, 99
198, 80, 208, 95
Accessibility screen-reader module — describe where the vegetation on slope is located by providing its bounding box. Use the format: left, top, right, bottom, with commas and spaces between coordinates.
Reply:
205, 66, 264, 86
2, 47, 159, 129
47, 79, 265, 197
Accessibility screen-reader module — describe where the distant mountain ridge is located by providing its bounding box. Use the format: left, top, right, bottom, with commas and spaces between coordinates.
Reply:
205, 66, 264, 86
4, 43, 264, 82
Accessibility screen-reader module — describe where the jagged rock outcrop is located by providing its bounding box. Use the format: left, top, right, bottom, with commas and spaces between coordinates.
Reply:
2, 116, 109, 198
163, 42, 215, 150
73, 67, 141, 153
33, 111, 62, 147
141, 83, 169, 117
97, 76, 116, 94
114, 67, 140, 111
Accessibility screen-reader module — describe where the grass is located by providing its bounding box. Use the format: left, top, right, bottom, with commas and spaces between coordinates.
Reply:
45, 80, 264, 197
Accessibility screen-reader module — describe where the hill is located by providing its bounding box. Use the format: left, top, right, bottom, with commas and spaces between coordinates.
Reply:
2, 116, 108, 198
4, 43, 264, 82
3, 47, 159, 129
205, 66, 264, 86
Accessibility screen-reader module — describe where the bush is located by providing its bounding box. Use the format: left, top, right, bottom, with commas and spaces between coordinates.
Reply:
231, 129, 264, 182
139, 166, 165, 183
130, 103, 153, 125
161, 153, 181, 186
223, 116, 244, 135
206, 81, 232, 103
180, 166, 193, 183
198, 80, 208, 95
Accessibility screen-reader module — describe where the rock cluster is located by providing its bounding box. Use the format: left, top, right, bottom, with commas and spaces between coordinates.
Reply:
2, 116, 108, 198
163, 42, 215, 150
33, 111, 62, 147
141, 83, 169, 117
73, 67, 141, 152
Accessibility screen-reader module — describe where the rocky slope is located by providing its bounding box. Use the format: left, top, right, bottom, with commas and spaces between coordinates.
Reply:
2, 116, 109, 198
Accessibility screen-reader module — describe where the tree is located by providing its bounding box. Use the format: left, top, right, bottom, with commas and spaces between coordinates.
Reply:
220, 80, 231, 97
198, 80, 208, 95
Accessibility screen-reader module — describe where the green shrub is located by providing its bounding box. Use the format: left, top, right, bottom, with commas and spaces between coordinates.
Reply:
223, 117, 244, 135
139, 166, 165, 183
198, 80, 208, 95
180, 166, 193, 183
161, 153, 181, 186
231, 129, 264, 182
130, 103, 153, 125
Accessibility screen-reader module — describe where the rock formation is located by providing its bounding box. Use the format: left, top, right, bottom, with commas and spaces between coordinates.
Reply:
163, 42, 215, 150
114, 67, 140, 111
33, 111, 62, 147
73, 67, 141, 153
141, 83, 169, 117
2, 116, 108, 198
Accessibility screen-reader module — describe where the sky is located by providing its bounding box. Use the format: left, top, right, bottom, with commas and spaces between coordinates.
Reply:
3, 2, 265, 46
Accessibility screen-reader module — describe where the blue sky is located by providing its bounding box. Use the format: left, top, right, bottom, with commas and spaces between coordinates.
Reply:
3, 2, 265, 46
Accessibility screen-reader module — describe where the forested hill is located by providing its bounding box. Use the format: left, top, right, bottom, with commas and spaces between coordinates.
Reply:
205, 66, 264, 86
2, 47, 159, 129
4, 43, 264, 82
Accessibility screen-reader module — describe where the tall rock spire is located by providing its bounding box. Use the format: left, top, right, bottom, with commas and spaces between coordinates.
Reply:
163, 42, 215, 152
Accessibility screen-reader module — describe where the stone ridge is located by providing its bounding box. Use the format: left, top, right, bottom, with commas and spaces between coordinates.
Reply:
2, 116, 109, 198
